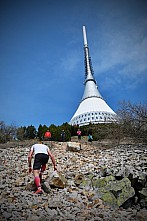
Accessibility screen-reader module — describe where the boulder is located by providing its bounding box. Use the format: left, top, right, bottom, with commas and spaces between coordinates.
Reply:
139, 188, 147, 208
92, 175, 115, 188
91, 176, 135, 208
25, 181, 37, 191
49, 177, 65, 189
67, 142, 81, 152
74, 174, 85, 186
48, 172, 66, 189
41, 182, 51, 193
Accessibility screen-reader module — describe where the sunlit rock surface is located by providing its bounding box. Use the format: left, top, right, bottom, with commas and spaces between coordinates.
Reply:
0, 140, 147, 221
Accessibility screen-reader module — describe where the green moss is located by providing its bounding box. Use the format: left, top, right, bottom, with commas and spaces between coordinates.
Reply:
79, 178, 91, 188
58, 173, 67, 184
92, 175, 115, 188
87, 173, 94, 180
101, 191, 118, 207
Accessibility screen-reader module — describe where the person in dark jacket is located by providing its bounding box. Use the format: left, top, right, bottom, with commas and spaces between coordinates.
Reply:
61, 130, 65, 142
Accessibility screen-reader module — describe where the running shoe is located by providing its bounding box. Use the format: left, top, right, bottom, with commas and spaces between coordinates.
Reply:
34, 189, 43, 194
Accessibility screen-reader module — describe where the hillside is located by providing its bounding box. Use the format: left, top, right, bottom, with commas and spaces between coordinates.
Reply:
0, 139, 147, 221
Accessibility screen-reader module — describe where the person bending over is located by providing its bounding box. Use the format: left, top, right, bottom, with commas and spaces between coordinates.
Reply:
28, 141, 57, 194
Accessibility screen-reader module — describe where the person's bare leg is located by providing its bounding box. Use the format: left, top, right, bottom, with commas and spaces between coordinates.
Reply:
33, 170, 42, 193
39, 164, 46, 182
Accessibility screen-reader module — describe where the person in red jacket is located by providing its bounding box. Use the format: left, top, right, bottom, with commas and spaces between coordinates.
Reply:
44, 130, 51, 141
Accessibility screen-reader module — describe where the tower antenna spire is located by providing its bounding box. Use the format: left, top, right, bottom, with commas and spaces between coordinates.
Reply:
83, 25, 88, 46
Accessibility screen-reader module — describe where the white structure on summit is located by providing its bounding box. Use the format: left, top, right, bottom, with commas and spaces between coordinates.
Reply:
69, 26, 118, 126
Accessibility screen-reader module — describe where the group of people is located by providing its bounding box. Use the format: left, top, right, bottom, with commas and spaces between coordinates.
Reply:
28, 128, 93, 194
43, 129, 66, 142
77, 128, 93, 143
44, 128, 93, 142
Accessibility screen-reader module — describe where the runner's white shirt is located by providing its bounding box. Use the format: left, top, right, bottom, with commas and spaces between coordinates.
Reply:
31, 144, 49, 155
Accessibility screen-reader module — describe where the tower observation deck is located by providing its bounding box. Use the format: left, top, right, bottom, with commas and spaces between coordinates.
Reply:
69, 26, 118, 126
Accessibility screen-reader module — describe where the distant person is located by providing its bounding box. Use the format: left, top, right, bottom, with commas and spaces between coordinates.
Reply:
44, 130, 51, 141
88, 130, 93, 143
28, 140, 57, 194
88, 134, 93, 143
61, 130, 65, 142
77, 128, 82, 140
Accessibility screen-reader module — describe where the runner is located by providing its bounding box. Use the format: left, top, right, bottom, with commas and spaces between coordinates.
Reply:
28, 140, 57, 194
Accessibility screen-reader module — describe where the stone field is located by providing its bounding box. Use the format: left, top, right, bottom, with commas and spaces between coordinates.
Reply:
0, 139, 147, 221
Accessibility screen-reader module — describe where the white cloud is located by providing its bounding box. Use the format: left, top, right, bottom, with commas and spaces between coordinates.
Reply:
92, 18, 147, 88
58, 49, 82, 76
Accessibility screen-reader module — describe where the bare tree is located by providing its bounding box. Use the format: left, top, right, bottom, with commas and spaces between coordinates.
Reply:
0, 121, 17, 143
117, 101, 147, 142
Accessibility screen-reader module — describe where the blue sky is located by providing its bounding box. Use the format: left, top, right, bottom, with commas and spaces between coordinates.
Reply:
0, 0, 147, 129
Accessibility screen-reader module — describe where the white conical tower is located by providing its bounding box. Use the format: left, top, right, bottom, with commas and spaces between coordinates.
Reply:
69, 26, 118, 126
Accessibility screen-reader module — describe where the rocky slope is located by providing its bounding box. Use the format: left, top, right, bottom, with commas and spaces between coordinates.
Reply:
0, 140, 147, 221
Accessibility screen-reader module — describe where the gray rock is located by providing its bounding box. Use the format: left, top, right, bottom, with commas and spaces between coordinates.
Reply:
0, 141, 147, 221
67, 141, 81, 152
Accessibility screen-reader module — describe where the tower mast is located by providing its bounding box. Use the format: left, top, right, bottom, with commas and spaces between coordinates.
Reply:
69, 26, 117, 126
82, 26, 102, 101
